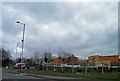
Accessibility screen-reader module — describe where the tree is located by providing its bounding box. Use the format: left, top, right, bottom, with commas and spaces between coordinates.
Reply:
44, 56, 48, 63
44, 52, 52, 63
58, 51, 73, 59
15, 58, 21, 63
1, 48, 14, 66
34, 51, 40, 64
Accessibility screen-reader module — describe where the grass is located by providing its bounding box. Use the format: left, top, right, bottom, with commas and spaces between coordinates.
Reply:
16, 69, 119, 80
0, 66, 6, 68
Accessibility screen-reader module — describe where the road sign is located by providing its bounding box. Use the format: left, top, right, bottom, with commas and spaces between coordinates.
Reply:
95, 61, 110, 67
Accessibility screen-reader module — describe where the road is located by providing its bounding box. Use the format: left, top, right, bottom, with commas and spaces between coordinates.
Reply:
2, 68, 55, 81
1, 68, 117, 81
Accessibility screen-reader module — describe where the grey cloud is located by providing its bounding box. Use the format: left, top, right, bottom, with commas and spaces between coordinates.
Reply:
2, 2, 118, 58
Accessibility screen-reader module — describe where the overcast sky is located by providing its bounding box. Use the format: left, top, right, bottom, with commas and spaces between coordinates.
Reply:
2, 2, 118, 59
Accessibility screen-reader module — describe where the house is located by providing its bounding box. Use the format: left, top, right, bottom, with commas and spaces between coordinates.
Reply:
88, 55, 119, 66
52, 55, 78, 64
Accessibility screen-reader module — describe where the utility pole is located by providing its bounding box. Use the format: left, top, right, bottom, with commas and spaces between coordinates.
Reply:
16, 42, 20, 63
85, 60, 88, 74
84, 59, 88, 74
102, 61, 104, 74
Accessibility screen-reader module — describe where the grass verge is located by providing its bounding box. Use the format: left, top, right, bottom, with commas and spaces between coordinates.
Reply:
17, 69, 119, 80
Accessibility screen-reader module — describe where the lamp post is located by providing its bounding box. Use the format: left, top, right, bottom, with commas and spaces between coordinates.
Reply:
16, 42, 20, 55
84, 59, 88, 74
102, 61, 104, 74
16, 42, 20, 61
16, 21, 25, 63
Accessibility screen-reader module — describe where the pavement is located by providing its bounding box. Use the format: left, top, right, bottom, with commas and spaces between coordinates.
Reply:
25, 73, 80, 80
24, 73, 116, 81
3, 69, 89, 80
2, 69, 55, 81
2, 68, 117, 81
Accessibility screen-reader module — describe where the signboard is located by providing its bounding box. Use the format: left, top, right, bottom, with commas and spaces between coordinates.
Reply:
95, 61, 110, 67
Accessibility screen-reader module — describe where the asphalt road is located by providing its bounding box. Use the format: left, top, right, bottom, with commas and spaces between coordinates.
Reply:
2, 68, 55, 81
2, 72, 56, 81
1, 68, 117, 81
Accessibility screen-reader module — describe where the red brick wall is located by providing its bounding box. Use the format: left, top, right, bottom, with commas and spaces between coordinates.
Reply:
52, 57, 62, 64
88, 55, 119, 63
99, 56, 119, 63
52, 57, 78, 64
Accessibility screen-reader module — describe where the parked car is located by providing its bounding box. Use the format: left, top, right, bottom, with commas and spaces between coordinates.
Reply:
14, 63, 27, 69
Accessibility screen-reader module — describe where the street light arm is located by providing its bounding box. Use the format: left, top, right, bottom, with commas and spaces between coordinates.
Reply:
16, 21, 25, 25
16, 21, 20, 23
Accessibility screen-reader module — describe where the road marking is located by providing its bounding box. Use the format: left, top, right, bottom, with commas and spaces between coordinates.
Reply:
26, 75, 43, 79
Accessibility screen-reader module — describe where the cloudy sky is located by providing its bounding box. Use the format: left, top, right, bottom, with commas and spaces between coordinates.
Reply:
2, 2, 118, 59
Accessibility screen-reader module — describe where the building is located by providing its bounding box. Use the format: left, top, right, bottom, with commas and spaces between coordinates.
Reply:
88, 55, 119, 66
52, 57, 63, 64
52, 55, 78, 64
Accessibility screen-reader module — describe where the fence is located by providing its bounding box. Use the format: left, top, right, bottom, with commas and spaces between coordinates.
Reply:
35, 63, 119, 73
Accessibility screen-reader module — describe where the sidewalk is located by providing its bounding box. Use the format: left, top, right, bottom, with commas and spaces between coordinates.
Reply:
7, 71, 95, 81
9, 70, 91, 80
23, 73, 115, 81
12, 69, 82, 80
24, 73, 91, 80
9, 70, 116, 81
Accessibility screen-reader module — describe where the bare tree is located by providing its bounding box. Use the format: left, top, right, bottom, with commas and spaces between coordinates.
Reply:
1, 48, 14, 66
34, 51, 40, 65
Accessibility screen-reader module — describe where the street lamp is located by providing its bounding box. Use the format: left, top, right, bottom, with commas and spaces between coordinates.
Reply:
16, 42, 20, 59
84, 59, 88, 74
16, 21, 25, 63
16, 42, 20, 55
16, 42, 21, 63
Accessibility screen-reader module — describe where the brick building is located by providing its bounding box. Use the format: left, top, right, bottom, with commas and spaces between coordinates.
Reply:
88, 55, 119, 66
52, 55, 78, 64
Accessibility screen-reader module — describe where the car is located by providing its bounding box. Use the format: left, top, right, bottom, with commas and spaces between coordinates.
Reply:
14, 63, 27, 69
